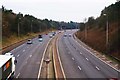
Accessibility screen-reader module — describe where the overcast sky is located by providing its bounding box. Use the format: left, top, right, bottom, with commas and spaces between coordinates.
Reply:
0, 0, 117, 22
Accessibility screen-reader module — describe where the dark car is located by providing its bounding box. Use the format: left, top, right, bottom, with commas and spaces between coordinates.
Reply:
38, 35, 42, 38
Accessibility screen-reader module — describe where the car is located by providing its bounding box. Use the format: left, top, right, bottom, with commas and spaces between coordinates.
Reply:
52, 32, 56, 36
64, 34, 67, 37
68, 34, 71, 37
39, 38, 43, 42
38, 35, 42, 38
27, 39, 32, 44
5, 52, 13, 56
49, 35, 53, 38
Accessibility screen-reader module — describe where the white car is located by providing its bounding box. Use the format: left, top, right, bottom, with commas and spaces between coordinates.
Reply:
49, 35, 53, 38
64, 34, 67, 37
39, 38, 43, 42
27, 39, 32, 44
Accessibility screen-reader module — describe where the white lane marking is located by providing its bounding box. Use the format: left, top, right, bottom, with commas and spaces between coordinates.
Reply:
80, 52, 82, 54
37, 38, 52, 80
16, 73, 20, 78
23, 49, 25, 52
17, 54, 20, 57
96, 66, 100, 71
26, 61, 27, 64
29, 55, 32, 58
73, 35, 120, 72
56, 37, 66, 79
72, 57, 75, 60
27, 47, 29, 48
86, 58, 89, 61
78, 66, 82, 70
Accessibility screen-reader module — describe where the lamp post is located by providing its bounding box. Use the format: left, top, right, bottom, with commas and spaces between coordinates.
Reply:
103, 13, 109, 53
84, 18, 87, 40
18, 18, 21, 37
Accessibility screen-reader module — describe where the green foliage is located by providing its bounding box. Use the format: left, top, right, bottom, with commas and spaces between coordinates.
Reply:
2, 7, 61, 37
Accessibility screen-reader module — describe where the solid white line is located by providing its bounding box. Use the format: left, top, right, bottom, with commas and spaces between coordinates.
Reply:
72, 57, 75, 60
53, 43, 58, 78
86, 58, 89, 61
78, 66, 82, 70
48, 46, 51, 78
56, 37, 66, 79
17, 54, 20, 57
96, 66, 100, 71
73, 34, 120, 72
37, 38, 52, 80
16, 73, 20, 78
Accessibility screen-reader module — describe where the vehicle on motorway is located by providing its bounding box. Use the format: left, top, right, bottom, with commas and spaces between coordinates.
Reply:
27, 39, 32, 44
38, 35, 42, 38
68, 34, 71, 37
58, 31, 61, 33
38, 38, 43, 42
52, 32, 56, 36
64, 34, 67, 37
0, 55, 16, 79
49, 34, 53, 38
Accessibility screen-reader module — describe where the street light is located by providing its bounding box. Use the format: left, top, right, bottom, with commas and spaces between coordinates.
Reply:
103, 13, 109, 53
84, 18, 87, 40
18, 18, 21, 36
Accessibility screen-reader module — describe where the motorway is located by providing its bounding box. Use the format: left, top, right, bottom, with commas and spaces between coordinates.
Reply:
58, 30, 119, 78
10, 33, 52, 78
6, 29, 119, 79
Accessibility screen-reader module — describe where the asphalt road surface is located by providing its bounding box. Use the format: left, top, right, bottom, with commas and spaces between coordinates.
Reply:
6, 29, 119, 79
10, 33, 52, 78
58, 29, 119, 79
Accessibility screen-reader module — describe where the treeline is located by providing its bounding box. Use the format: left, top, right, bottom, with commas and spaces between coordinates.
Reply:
60, 21, 79, 29
80, 1, 120, 30
2, 6, 60, 38
79, 1, 120, 55
2, 6, 79, 39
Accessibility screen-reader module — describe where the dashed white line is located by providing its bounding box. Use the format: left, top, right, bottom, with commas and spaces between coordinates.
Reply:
86, 58, 89, 61
29, 55, 32, 57
17, 54, 20, 57
74, 35, 120, 72
95, 66, 100, 71
16, 73, 20, 78
78, 66, 82, 70
80, 52, 82, 54
23, 50, 25, 52
72, 57, 75, 60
